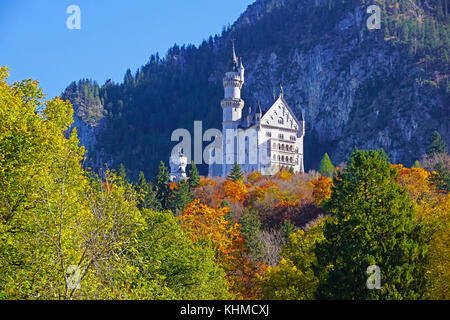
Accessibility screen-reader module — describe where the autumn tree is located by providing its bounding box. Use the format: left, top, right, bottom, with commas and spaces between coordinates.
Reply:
179, 200, 263, 299
0, 67, 144, 299
133, 209, 231, 299
259, 220, 325, 300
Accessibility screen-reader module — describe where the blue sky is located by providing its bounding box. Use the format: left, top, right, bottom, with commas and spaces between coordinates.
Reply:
0, 0, 254, 99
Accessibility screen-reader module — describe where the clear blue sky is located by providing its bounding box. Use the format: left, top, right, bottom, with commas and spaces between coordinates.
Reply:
0, 0, 254, 99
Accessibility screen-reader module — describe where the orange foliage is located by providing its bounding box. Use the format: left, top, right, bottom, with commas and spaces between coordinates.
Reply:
279, 170, 293, 181
223, 180, 248, 203
179, 200, 264, 299
200, 177, 214, 187
392, 164, 434, 202
247, 171, 262, 183
311, 176, 333, 205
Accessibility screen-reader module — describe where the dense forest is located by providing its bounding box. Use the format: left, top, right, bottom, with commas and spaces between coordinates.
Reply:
62, 0, 449, 181
1, 66, 449, 299
1, 0, 449, 301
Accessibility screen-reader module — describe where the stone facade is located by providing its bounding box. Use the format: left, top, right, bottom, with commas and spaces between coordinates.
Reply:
209, 44, 305, 177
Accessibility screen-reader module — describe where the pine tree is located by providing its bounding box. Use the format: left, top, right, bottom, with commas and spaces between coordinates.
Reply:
187, 161, 201, 189
137, 171, 161, 211
152, 161, 170, 209
318, 153, 335, 177
169, 179, 192, 214
118, 163, 128, 183
314, 149, 428, 299
228, 162, 244, 182
427, 131, 448, 156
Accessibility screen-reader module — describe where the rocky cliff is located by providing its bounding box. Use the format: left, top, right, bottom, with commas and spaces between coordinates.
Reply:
64, 0, 449, 178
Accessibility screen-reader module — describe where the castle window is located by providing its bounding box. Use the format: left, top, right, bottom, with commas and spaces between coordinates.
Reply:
278, 118, 284, 124
266, 132, 271, 137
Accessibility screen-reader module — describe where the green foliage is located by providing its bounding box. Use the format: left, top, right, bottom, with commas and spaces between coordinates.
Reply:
187, 161, 201, 190
427, 130, 448, 156
314, 149, 429, 300
136, 171, 161, 211
168, 180, 193, 214
152, 161, 170, 209
318, 153, 335, 177
0, 68, 230, 300
228, 163, 244, 182
239, 209, 264, 261
118, 163, 129, 183
134, 210, 232, 299
259, 221, 325, 300
281, 220, 296, 242
0, 67, 146, 299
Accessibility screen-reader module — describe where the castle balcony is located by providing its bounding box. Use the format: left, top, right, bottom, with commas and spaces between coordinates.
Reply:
221, 98, 244, 109
223, 78, 243, 88
271, 156, 299, 166
268, 139, 299, 154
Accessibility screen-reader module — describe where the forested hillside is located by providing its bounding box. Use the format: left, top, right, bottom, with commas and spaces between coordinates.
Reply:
62, 0, 449, 181
1, 66, 449, 299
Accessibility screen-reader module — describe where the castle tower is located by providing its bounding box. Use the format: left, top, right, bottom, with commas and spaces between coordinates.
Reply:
221, 41, 245, 176
169, 148, 188, 182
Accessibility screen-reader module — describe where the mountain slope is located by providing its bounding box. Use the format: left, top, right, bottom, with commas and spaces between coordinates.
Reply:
63, 0, 449, 180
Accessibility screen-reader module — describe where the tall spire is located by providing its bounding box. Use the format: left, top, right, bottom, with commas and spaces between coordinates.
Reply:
232, 39, 238, 65
279, 84, 284, 97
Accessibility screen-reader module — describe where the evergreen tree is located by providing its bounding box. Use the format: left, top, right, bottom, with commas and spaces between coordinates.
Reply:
168, 179, 193, 214
318, 153, 335, 177
118, 163, 129, 184
239, 209, 264, 261
227, 163, 244, 182
413, 160, 421, 168
187, 161, 201, 190
314, 149, 428, 299
427, 131, 448, 156
137, 171, 161, 211
152, 161, 170, 209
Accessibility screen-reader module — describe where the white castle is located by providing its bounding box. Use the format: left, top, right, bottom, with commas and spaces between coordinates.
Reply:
208, 43, 305, 177
169, 148, 188, 182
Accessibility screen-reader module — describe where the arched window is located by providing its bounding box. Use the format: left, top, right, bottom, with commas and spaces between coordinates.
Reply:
278, 117, 284, 125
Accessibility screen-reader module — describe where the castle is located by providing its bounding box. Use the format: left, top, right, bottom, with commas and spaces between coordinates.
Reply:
208, 43, 305, 177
